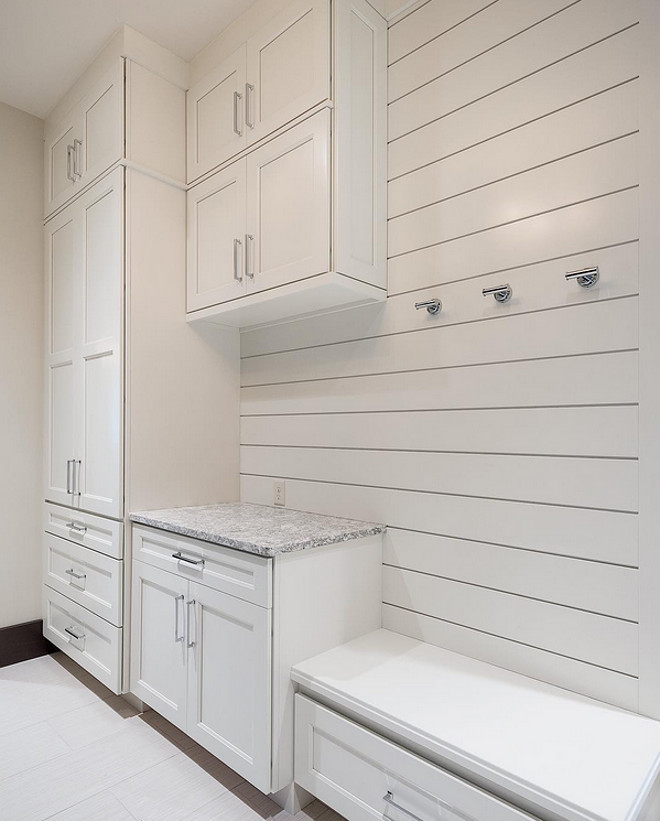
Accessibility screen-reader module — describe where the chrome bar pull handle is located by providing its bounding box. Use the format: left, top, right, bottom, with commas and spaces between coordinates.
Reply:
245, 234, 254, 279
73, 460, 81, 496
566, 266, 599, 288
65, 625, 85, 641
172, 552, 205, 569
66, 459, 74, 495
66, 522, 87, 535
186, 600, 196, 648
174, 594, 185, 642
233, 91, 243, 136
482, 283, 512, 303
414, 299, 442, 315
233, 238, 243, 282
245, 83, 254, 129
66, 145, 75, 182
65, 568, 86, 581
382, 792, 424, 821
73, 139, 83, 178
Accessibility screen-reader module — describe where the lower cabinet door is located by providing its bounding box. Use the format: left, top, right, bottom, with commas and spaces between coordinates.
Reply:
130, 561, 188, 729
186, 582, 272, 793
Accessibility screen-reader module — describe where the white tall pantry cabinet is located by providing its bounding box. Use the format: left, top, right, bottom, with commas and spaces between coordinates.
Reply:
42, 28, 240, 693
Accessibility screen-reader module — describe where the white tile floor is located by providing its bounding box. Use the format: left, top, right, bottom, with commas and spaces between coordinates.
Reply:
0, 653, 345, 821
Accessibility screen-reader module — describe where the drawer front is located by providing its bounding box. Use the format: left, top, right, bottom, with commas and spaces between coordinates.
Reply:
42, 585, 122, 694
132, 525, 271, 608
44, 502, 123, 559
43, 533, 123, 626
294, 695, 539, 821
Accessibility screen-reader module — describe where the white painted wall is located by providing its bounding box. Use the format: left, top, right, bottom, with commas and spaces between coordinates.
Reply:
240, 0, 642, 712
0, 102, 44, 628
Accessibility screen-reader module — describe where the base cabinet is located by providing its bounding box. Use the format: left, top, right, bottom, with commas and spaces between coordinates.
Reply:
131, 558, 272, 792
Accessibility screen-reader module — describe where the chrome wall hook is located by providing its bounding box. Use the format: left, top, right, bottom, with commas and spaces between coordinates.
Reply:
414, 298, 442, 315
482, 283, 512, 304
565, 266, 599, 288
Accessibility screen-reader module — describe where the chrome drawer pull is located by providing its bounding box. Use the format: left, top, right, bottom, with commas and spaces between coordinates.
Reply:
172, 552, 205, 568
414, 298, 441, 316
65, 522, 87, 535
383, 792, 425, 821
65, 568, 86, 581
64, 625, 85, 641
186, 600, 196, 648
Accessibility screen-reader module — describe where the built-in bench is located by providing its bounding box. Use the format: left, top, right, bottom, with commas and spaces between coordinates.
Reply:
292, 629, 660, 821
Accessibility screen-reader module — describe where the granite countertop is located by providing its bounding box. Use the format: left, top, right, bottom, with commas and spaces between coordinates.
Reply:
129, 503, 385, 558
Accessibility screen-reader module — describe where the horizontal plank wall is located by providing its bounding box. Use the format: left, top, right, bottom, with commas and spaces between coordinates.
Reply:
240, 0, 641, 710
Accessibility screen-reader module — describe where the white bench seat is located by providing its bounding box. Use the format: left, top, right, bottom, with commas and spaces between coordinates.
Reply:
292, 629, 660, 821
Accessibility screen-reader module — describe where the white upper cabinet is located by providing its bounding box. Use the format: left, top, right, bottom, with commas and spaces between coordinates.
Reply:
45, 169, 123, 520
186, 0, 387, 327
244, 0, 329, 147
44, 62, 123, 218
187, 47, 248, 182
186, 0, 329, 184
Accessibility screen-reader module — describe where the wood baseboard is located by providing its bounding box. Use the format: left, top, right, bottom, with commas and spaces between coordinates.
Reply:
0, 620, 56, 668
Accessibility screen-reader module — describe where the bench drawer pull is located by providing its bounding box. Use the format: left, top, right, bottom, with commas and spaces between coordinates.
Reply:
383, 792, 426, 821
64, 625, 85, 641
65, 568, 86, 581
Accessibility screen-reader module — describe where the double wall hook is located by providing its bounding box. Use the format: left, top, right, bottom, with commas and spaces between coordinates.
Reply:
482, 283, 512, 304
414, 299, 442, 315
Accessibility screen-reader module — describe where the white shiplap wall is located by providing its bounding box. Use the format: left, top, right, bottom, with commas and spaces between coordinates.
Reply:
240, 0, 641, 710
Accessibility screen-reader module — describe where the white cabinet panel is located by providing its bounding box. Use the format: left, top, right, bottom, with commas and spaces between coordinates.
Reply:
187, 47, 247, 182
187, 582, 271, 793
130, 561, 189, 729
187, 160, 247, 311
246, 110, 330, 293
245, 0, 329, 145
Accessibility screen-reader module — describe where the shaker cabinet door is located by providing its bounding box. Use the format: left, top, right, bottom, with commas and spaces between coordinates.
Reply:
186, 582, 272, 794
245, 0, 329, 145
246, 109, 330, 293
131, 561, 189, 729
187, 159, 248, 312
187, 46, 247, 182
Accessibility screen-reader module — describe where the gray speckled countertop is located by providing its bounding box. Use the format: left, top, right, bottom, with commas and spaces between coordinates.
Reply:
129, 503, 385, 558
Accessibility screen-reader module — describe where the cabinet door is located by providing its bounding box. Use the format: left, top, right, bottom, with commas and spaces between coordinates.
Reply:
44, 117, 79, 217
76, 169, 123, 519
76, 61, 124, 192
187, 159, 247, 312
187, 583, 272, 793
246, 110, 330, 293
246, 0, 329, 145
131, 561, 189, 729
187, 46, 247, 182
45, 206, 80, 509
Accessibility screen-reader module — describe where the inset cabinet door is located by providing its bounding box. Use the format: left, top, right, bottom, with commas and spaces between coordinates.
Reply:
187, 47, 247, 182
246, 109, 330, 293
187, 159, 247, 311
187, 582, 272, 794
245, 0, 329, 146
131, 561, 189, 730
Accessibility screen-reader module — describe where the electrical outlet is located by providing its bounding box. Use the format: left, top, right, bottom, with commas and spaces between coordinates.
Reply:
273, 480, 286, 507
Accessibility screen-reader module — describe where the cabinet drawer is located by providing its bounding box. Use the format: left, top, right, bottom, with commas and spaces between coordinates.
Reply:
43, 585, 122, 694
132, 526, 271, 608
44, 502, 123, 559
43, 533, 123, 626
295, 695, 539, 821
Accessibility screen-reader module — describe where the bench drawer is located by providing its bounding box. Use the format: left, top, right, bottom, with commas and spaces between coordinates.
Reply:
44, 502, 123, 559
295, 695, 538, 821
43, 533, 123, 626
42, 586, 122, 694
132, 525, 271, 608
